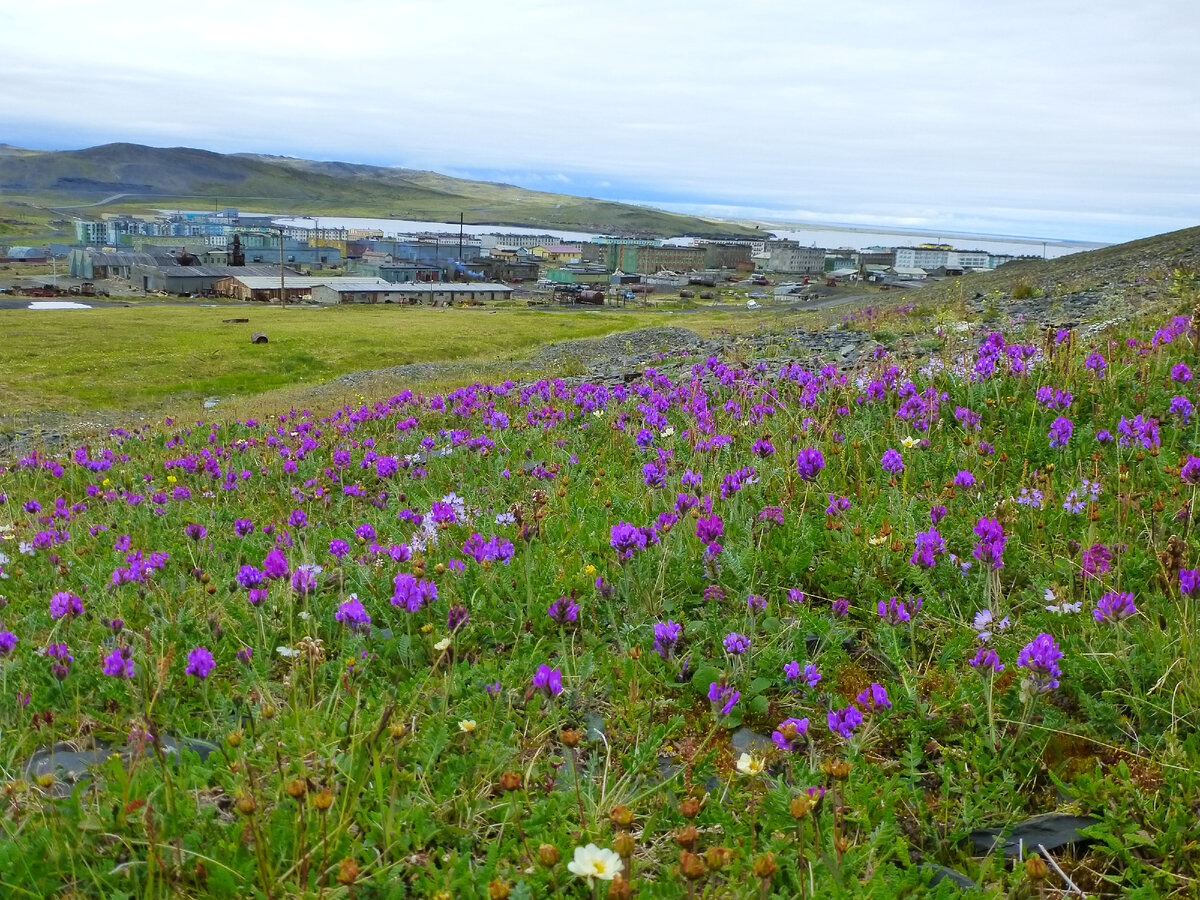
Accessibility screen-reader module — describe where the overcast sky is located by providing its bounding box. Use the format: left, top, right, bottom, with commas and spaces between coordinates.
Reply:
2, 0, 1198, 242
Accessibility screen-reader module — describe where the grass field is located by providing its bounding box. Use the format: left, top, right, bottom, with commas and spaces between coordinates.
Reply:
0, 303, 810, 415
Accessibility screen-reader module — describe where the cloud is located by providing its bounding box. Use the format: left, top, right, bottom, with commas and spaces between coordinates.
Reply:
1, 0, 1198, 242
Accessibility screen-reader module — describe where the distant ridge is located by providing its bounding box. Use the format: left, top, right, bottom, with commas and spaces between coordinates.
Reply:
0, 143, 758, 238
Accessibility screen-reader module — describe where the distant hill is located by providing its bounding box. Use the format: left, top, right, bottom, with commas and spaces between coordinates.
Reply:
0, 143, 759, 238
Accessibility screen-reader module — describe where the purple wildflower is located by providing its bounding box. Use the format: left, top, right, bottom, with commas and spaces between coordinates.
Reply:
1017, 632, 1063, 692
827, 705, 863, 739
707, 678, 740, 716
1181, 568, 1200, 597
832, 597, 849, 617
448, 605, 470, 631
717, 629, 749, 655
1094, 591, 1137, 622
185, 646, 215, 679
910, 528, 945, 567
102, 646, 135, 679
855, 682, 892, 711
973, 518, 1006, 570
746, 594, 766, 614
931, 504, 948, 524
290, 564, 322, 596
547, 596, 580, 625
49, 591, 83, 620
1081, 543, 1112, 579
234, 518, 255, 537
1181, 456, 1200, 485
335, 595, 372, 629
610, 522, 649, 561
532, 664, 563, 697
881, 448, 904, 473
0, 630, 17, 657
795, 447, 825, 481
878, 595, 921, 624
771, 717, 810, 752
184, 523, 207, 542
653, 620, 682, 659
262, 548, 289, 580
1048, 416, 1073, 448
969, 647, 1004, 673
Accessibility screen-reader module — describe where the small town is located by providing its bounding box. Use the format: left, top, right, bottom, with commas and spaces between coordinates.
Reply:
1, 207, 1032, 307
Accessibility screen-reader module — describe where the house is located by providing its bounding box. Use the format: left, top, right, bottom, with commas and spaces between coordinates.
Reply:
531, 244, 584, 264
311, 282, 514, 306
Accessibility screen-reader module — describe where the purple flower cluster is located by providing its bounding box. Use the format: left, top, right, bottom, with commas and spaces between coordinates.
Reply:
547, 596, 580, 625
1094, 591, 1137, 622
910, 528, 945, 568
185, 646, 215, 679
878, 595, 921, 624
532, 664, 563, 697
722, 632, 750, 655
827, 705, 864, 739
462, 533, 515, 564
795, 448, 825, 481
1017, 632, 1063, 692
771, 717, 810, 752
653, 620, 682, 659
880, 448, 904, 473
392, 573, 439, 611
707, 678, 740, 716
972, 518, 1006, 570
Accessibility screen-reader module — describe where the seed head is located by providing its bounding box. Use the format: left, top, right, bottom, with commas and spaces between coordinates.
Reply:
610, 804, 634, 828
336, 857, 359, 885
537, 844, 560, 868
1026, 855, 1049, 881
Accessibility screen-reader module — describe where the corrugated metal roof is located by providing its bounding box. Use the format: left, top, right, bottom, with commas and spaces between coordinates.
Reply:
356, 282, 513, 293
227, 276, 394, 290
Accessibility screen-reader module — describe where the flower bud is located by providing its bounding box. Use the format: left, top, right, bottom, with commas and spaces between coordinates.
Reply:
821, 758, 852, 780
286, 778, 307, 801
789, 795, 813, 819
610, 804, 634, 828
313, 788, 334, 811
834, 834, 852, 855
752, 852, 777, 880
679, 850, 707, 880
607, 874, 632, 900
537, 844, 559, 868
260, 703, 278, 720
226, 730, 243, 748
1026, 855, 1049, 881
679, 797, 701, 819
560, 728, 582, 747
235, 795, 257, 816
613, 831, 635, 858
499, 772, 522, 792
336, 857, 359, 885
674, 825, 699, 848
704, 846, 733, 871
487, 880, 511, 900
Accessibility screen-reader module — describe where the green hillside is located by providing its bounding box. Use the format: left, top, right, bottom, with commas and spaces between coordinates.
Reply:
0, 143, 759, 238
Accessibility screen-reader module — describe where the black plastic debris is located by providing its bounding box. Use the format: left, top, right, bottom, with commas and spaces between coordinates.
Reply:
918, 864, 976, 891
970, 812, 1101, 857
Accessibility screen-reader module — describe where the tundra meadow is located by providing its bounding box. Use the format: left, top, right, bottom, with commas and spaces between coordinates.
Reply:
2, 303, 1200, 899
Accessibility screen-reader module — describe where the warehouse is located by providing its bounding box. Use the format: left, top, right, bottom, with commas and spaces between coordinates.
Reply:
311, 281, 514, 306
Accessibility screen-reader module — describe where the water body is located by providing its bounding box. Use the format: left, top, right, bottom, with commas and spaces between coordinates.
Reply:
271, 214, 1102, 260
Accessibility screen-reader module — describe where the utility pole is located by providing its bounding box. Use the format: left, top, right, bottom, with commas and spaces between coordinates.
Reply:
276, 226, 285, 304
458, 212, 464, 281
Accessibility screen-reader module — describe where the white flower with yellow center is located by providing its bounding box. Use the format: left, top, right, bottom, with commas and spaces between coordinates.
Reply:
900, 436, 919, 449
458, 719, 476, 733
566, 844, 623, 881
433, 637, 452, 652
736, 752, 766, 775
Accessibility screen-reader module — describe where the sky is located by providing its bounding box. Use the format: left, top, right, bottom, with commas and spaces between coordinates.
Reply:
2, 0, 1198, 243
